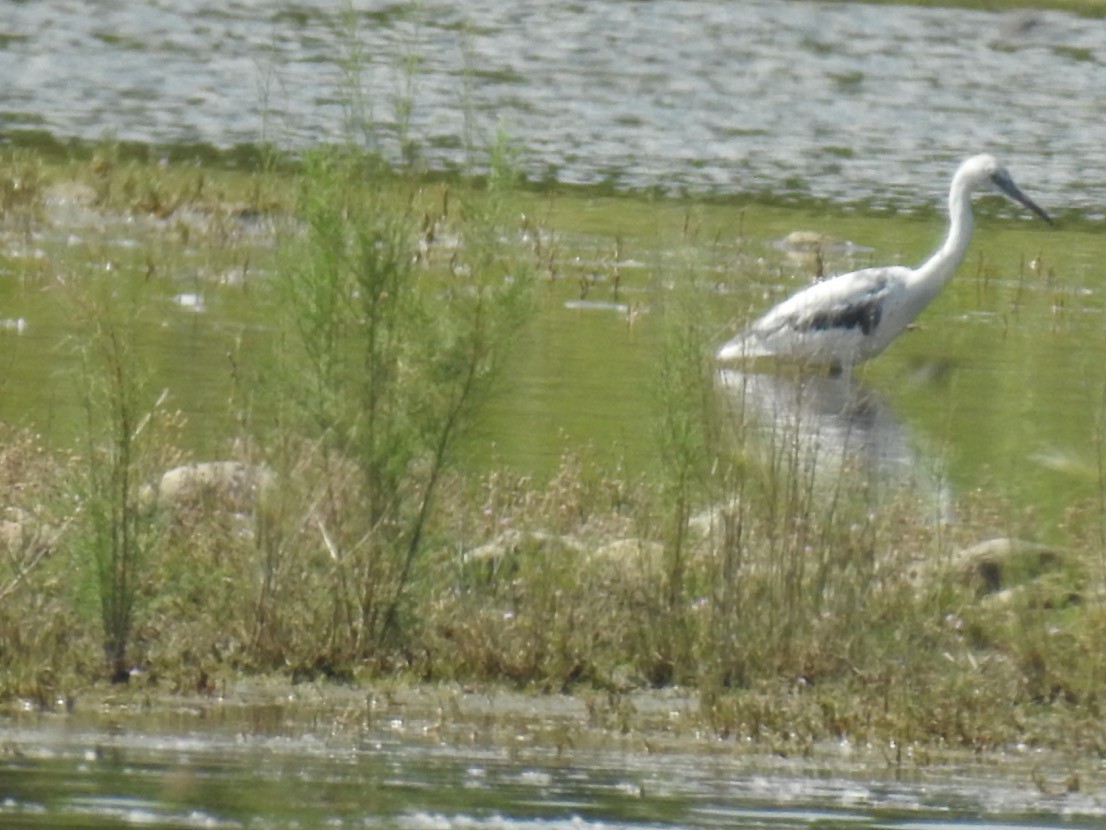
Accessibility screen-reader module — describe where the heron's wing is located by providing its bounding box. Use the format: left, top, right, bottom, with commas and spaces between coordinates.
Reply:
751, 266, 904, 339
717, 266, 908, 363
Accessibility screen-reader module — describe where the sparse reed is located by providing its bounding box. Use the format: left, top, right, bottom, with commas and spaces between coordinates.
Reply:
67, 277, 179, 683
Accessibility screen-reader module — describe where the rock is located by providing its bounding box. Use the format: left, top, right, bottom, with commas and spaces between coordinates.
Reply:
0, 519, 23, 551
591, 538, 664, 567
955, 537, 1063, 595
462, 529, 586, 581
142, 461, 276, 511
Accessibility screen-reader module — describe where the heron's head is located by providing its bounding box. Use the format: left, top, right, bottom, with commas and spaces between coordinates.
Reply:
957, 153, 1052, 224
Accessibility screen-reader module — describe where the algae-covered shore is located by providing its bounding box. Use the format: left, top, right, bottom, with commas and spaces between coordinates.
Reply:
0, 139, 1103, 761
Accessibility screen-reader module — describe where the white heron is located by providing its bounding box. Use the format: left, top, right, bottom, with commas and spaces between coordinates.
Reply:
717, 154, 1052, 372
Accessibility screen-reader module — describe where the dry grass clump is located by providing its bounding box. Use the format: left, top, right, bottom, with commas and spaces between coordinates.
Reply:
127, 439, 424, 687
417, 457, 647, 690
403, 435, 1106, 751
0, 408, 1104, 754
85, 140, 288, 225
415, 445, 939, 694
0, 149, 45, 232
0, 424, 93, 704
135, 460, 273, 692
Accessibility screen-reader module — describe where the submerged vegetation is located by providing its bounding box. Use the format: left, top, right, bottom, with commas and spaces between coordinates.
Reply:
0, 133, 1103, 757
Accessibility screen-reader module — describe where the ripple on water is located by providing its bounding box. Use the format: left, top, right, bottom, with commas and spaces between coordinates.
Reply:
2, 698, 1106, 829
0, 1, 1102, 211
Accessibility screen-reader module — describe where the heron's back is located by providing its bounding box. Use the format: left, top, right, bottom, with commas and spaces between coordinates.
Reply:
717, 266, 912, 368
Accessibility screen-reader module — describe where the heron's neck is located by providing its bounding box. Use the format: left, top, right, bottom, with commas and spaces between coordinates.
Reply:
911, 177, 974, 298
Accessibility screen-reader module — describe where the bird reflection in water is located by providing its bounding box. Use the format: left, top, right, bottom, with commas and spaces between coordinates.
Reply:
717, 367, 953, 524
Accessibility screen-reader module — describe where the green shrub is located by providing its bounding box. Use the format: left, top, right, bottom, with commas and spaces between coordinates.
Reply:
254, 139, 533, 674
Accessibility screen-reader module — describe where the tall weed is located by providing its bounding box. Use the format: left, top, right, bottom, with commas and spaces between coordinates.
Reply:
68, 279, 177, 682
258, 138, 532, 673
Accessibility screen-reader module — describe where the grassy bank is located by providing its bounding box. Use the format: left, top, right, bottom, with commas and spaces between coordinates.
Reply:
0, 144, 1104, 757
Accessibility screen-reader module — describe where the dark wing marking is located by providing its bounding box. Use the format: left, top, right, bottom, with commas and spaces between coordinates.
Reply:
789, 275, 889, 338
805, 295, 882, 336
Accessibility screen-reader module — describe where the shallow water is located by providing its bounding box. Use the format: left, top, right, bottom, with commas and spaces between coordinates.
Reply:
2, 1, 1105, 212
0, 182, 1094, 531
1, 0, 1103, 521
2, 689, 1106, 829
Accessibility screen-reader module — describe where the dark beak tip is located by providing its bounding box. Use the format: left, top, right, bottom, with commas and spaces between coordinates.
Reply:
1023, 200, 1052, 226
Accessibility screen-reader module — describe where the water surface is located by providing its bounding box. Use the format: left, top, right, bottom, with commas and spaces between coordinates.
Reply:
1, 1, 1104, 211
2, 689, 1105, 829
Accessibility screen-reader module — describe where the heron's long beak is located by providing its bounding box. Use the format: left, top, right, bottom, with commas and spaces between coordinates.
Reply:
993, 171, 1053, 225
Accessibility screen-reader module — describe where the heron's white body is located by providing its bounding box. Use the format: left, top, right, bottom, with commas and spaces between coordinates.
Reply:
717, 154, 1050, 370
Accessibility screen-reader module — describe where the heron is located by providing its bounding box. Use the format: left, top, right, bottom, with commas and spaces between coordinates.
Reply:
716, 154, 1052, 372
